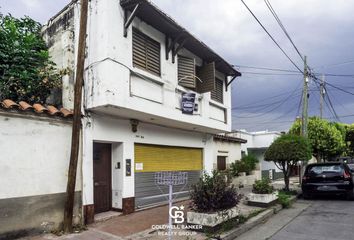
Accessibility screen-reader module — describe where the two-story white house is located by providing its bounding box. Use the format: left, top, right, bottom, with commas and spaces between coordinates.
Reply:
231, 130, 283, 180
43, 0, 241, 223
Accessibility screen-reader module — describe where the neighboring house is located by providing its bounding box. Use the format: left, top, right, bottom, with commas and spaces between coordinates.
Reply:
230, 130, 283, 180
42, 0, 241, 224
213, 134, 247, 171
0, 100, 78, 238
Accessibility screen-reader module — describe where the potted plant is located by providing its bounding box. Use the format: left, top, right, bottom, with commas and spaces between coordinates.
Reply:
247, 179, 278, 207
187, 171, 242, 227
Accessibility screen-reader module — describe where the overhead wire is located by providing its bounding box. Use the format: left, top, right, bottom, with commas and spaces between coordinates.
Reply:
240, 0, 303, 73
233, 80, 302, 118
233, 64, 299, 73
264, 0, 305, 62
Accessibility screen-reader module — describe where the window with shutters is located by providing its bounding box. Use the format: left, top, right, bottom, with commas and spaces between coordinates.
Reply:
178, 56, 196, 89
177, 55, 217, 94
211, 78, 224, 103
132, 28, 161, 76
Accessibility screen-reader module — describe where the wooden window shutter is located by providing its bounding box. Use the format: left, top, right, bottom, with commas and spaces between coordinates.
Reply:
196, 62, 215, 93
211, 78, 224, 103
132, 28, 161, 76
178, 56, 196, 88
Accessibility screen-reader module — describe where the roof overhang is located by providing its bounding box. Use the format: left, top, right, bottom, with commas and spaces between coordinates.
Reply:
120, 0, 241, 79
214, 134, 247, 144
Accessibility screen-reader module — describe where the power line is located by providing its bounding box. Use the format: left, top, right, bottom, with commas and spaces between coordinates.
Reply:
233, 92, 302, 113
314, 60, 354, 70
233, 64, 299, 73
313, 73, 354, 78
320, 80, 354, 96
233, 88, 302, 109
240, 0, 303, 73
311, 77, 338, 121
234, 65, 354, 77
233, 80, 302, 118
241, 71, 300, 76
264, 0, 305, 62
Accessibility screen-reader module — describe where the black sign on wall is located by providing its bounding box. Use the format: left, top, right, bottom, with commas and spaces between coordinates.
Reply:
181, 93, 196, 114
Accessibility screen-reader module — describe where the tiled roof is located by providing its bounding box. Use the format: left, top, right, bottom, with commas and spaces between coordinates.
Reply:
0, 99, 73, 118
214, 134, 247, 144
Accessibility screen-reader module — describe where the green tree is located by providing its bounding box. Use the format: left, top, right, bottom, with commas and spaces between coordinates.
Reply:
264, 134, 312, 191
0, 14, 61, 103
345, 124, 354, 157
289, 117, 345, 162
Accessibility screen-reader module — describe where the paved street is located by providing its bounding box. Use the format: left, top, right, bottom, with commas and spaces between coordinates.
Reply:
236, 198, 354, 240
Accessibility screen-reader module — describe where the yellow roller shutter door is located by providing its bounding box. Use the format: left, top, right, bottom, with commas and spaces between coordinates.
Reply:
134, 144, 203, 172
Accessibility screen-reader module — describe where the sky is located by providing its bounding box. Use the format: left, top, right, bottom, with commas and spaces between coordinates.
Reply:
1, 0, 354, 132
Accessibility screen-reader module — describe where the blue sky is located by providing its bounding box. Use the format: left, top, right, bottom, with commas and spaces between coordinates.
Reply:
1, 0, 354, 132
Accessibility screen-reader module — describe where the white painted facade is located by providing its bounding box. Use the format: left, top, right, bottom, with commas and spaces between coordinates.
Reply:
212, 139, 243, 170
0, 113, 81, 200
0, 111, 82, 235
43, 0, 238, 215
231, 130, 282, 173
82, 114, 214, 208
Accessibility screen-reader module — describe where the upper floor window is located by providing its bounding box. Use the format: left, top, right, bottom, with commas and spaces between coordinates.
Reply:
177, 55, 216, 94
132, 28, 161, 76
211, 78, 224, 103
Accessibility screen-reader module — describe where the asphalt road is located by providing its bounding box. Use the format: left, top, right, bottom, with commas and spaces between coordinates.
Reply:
236, 197, 354, 240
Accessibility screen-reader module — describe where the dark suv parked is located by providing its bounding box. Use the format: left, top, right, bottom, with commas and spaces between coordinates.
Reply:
302, 162, 354, 199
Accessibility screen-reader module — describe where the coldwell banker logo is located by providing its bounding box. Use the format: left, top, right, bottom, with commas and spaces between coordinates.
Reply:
169, 205, 184, 223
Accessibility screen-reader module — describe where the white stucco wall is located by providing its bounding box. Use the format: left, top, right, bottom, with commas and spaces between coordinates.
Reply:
212, 140, 242, 169
82, 113, 214, 208
231, 130, 282, 172
51, 0, 232, 134
0, 113, 81, 199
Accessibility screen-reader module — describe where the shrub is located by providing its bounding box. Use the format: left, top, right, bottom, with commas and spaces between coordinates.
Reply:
229, 154, 259, 176
229, 161, 245, 176
0, 14, 62, 103
190, 171, 241, 212
252, 179, 274, 194
242, 154, 259, 173
277, 191, 292, 208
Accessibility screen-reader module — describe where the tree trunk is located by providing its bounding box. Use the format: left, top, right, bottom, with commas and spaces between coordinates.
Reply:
284, 175, 290, 191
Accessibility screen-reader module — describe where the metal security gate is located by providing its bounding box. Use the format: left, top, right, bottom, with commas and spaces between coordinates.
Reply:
134, 144, 203, 208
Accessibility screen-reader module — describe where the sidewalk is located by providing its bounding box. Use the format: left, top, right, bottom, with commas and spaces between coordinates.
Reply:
22, 193, 265, 240
235, 200, 311, 240
22, 178, 298, 240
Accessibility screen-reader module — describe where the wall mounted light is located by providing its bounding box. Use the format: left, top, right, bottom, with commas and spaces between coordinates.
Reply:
130, 119, 139, 132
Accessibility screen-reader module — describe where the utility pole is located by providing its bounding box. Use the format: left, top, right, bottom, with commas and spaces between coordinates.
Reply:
300, 56, 309, 184
320, 74, 325, 119
63, 0, 88, 233
301, 56, 309, 138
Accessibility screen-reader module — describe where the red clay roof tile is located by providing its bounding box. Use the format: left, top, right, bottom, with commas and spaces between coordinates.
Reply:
47, 105, 60, 115
2, 99, 19, 109
33, 103, 48, 113
19, 101, 34, 110
60, 108, 73, 118
0, 100, 73, 119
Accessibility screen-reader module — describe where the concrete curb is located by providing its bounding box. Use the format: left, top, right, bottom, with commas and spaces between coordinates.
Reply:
220, 196, 297, 240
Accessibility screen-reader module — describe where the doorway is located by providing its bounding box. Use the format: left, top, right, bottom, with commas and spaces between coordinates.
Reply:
93, 142, 112, 213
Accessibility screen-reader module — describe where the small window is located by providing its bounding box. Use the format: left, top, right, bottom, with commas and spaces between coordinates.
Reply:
217, 156, 227, 171
178, 55, 196, 89
132, 28, 160, 76
177, 56, 216, 94
211, 78, 224, 103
